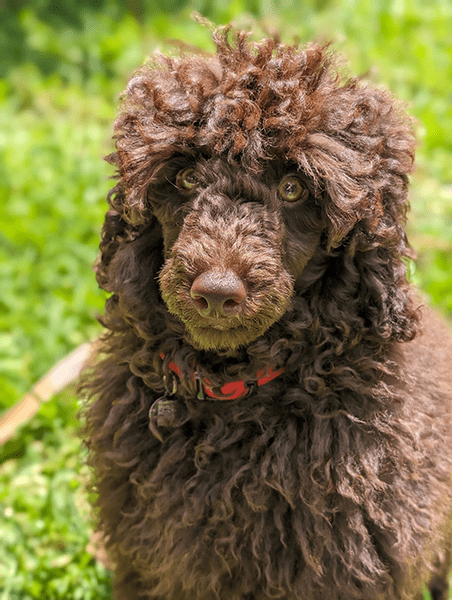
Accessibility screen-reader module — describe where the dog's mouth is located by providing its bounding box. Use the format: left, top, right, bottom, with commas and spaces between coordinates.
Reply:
199, 319, 238, 331
184, 321, 273, 352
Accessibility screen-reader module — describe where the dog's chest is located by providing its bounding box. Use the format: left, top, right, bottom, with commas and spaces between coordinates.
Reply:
130, 410, 438, 598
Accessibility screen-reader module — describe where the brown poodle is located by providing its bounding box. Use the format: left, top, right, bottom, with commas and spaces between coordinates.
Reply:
82, 27, 452, 600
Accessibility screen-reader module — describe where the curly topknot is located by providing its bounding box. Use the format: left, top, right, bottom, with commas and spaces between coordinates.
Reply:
113, 29, 414, 249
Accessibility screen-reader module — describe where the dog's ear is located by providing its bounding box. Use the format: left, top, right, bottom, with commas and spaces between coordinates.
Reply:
305, 236, 420, 347
94, 182, 129, 292
95, 178, 164, 333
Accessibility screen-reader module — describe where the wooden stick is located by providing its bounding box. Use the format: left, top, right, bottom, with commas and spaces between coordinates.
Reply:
0, 340, 97, 445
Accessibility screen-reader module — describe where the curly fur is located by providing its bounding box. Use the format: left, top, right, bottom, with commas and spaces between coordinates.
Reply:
81, 28, 452, 600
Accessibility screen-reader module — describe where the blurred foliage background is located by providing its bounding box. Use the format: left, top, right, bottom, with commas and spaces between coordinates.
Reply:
0, 1, 451, 597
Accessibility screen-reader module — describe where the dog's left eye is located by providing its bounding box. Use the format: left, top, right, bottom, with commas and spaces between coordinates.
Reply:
278, 176, 309, 203
176, 168, 198, 190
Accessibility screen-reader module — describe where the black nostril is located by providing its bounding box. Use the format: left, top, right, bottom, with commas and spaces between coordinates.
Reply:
193, 296, 209, 312
224, 298, 239, 309
190, 270, 247, 317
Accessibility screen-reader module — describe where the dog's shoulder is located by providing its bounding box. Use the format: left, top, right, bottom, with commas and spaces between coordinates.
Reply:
398, 306, 452, 405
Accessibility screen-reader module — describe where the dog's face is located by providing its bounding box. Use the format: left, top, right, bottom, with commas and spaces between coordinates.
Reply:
155, 156, 323, 351
109, 32, 415, 353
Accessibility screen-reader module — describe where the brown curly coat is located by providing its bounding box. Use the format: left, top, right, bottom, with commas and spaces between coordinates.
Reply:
82, 28, 452, 600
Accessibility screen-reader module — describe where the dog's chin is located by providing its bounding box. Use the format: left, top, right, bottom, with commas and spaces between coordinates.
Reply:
184, 322, 270, 354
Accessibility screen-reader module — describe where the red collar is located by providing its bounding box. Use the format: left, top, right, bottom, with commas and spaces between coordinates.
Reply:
160, 354, 285, 401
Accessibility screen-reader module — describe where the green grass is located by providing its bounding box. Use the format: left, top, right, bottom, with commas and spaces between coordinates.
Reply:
1, 395, 110, 599
0, 1, 451, 597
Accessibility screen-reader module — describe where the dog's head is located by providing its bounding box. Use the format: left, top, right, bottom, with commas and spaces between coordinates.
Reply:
97, 28, 418, 354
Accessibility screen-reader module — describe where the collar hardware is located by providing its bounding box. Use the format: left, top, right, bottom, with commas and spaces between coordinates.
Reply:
148, 371, 179, 435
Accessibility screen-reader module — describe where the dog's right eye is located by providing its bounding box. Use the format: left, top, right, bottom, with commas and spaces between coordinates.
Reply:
176, 168, 198, 190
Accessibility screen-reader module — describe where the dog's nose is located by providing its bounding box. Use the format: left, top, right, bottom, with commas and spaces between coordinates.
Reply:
190, 270, 246, 317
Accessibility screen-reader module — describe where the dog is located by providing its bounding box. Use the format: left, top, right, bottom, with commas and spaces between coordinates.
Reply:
82, 27, 452, 600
